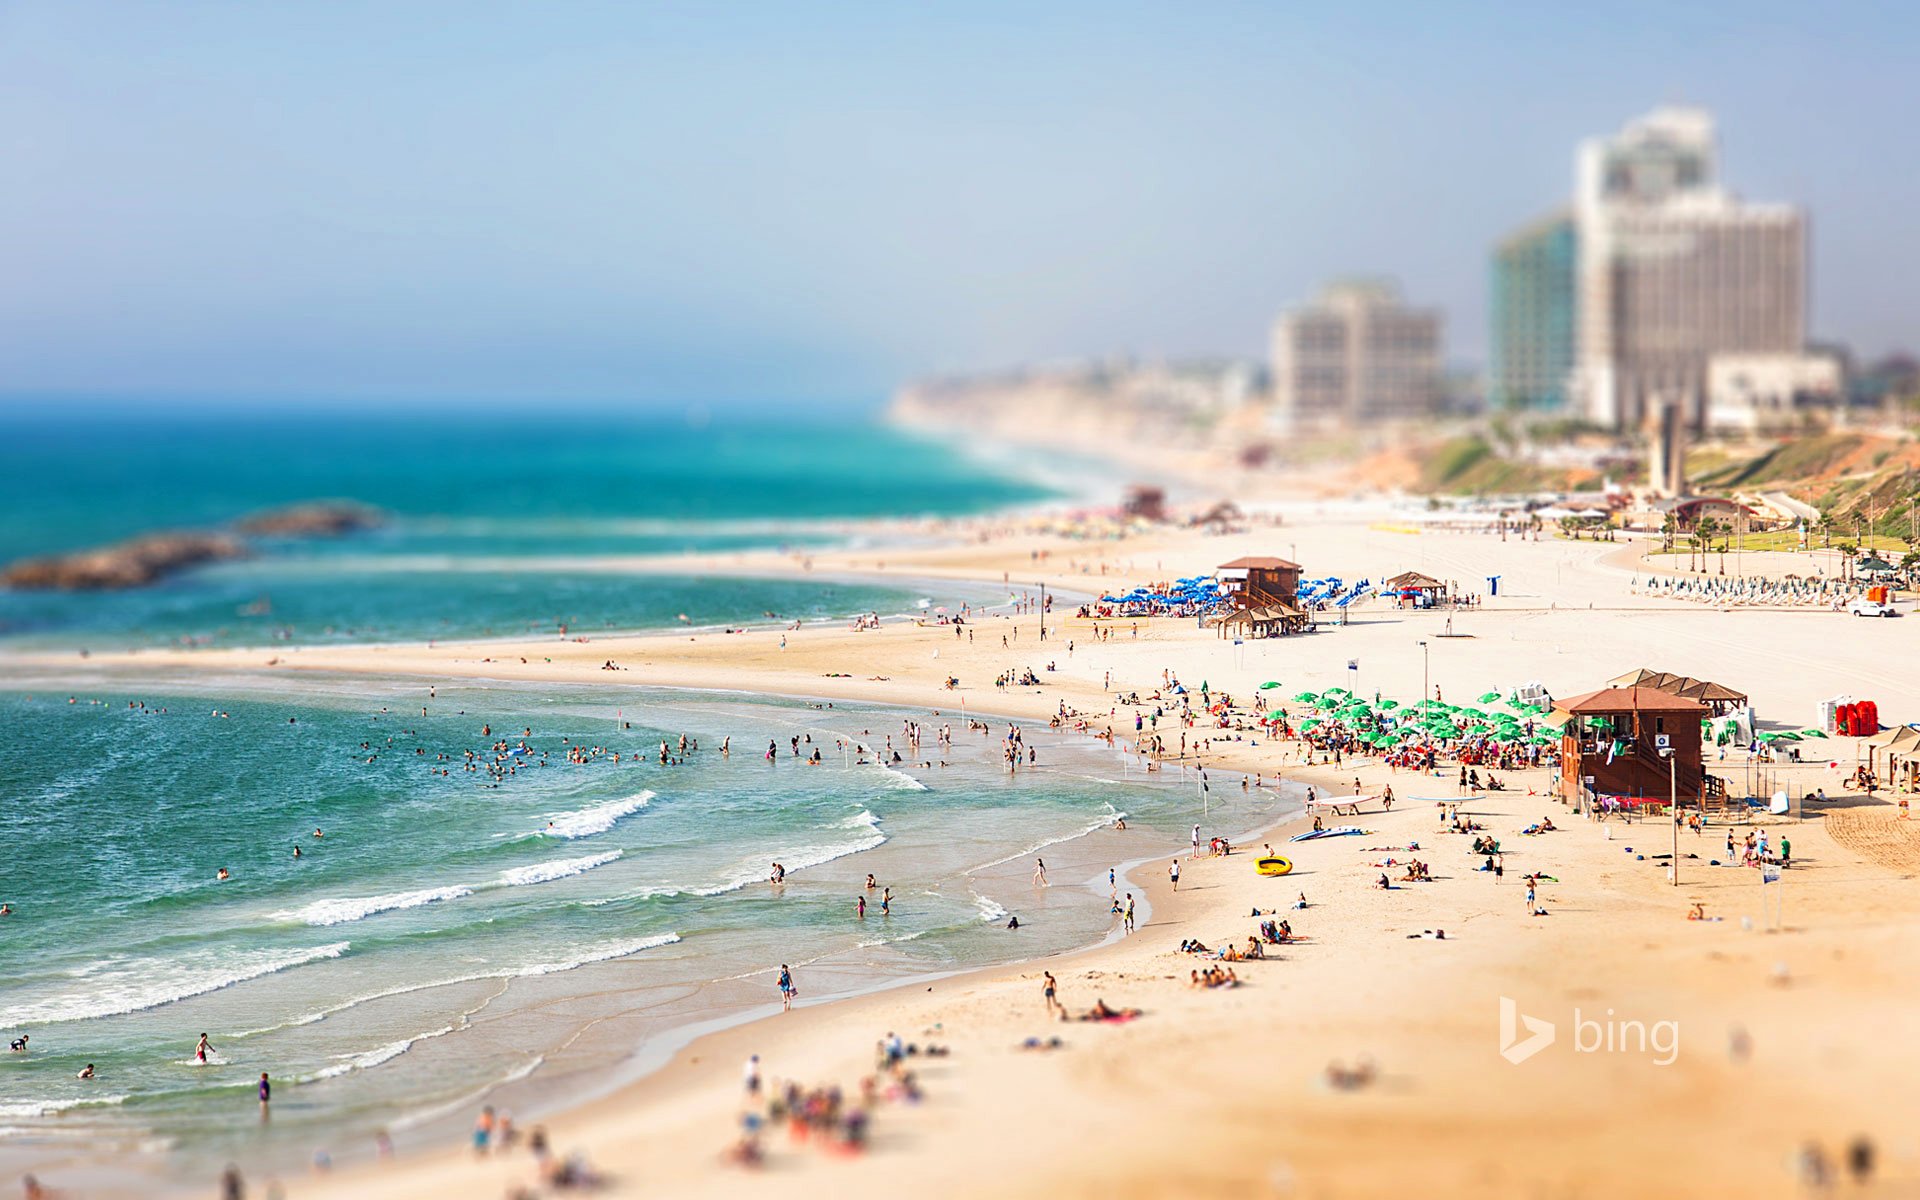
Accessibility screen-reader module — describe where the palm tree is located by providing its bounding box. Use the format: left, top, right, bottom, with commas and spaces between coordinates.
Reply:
1695, 517, 1723, 573
1837, 540, 1859, 585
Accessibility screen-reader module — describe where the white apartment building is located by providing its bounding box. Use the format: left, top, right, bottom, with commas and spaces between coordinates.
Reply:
1269, 279, 1442, 428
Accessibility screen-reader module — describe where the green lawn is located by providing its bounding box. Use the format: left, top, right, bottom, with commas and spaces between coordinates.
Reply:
1646, 531, 1912, 556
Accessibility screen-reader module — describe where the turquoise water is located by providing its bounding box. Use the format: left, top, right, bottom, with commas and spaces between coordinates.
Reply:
0, 407, 1282, 1192
0, 411, 1051, 646
0, 679, 1299, 1184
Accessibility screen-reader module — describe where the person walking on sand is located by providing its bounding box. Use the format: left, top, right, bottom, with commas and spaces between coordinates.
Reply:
1033, 858, 1049, 887
777, 964, 797, 1012
1191, 823, 1201, 859
1042, 970, 1061, 1018
1123, 892, 1136, 933
1169, 859, 1180, 891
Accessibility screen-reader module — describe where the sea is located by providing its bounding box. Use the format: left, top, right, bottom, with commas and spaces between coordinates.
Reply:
0, 407, 1299, 1191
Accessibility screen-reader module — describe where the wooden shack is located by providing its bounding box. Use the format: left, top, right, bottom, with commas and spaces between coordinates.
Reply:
1215, 556, 1301, 609
1556, 686, 1723, 810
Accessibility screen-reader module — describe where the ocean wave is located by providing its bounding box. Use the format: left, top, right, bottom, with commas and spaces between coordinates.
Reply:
281, 886, 472, 927
855, 929, 930, 949
970, 891, 1009, 923
496, 850, 622, 888
310, 1024, 455, 1081
539, 790, 654, 839
690, 810, 887, 896
0, 943, 350, 1027
584, 811, 886, 906
0, 1094, 130, 1120
874, 765, 929, 792
965, 808, 1124, 874
230, 935, 678, 1040
511, 932, 682, 977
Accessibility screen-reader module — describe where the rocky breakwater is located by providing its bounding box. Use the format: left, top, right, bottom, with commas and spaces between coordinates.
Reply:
2, 532, 248, 590
233, 501, 383, 538
2, 502, 385, 591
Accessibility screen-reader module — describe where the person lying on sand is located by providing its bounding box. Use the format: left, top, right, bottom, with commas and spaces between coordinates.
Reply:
1080, 1000, 1143, 1021
1324, 1058, 1377, 1091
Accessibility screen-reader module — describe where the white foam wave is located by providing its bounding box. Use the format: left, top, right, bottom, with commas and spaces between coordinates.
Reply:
231, 936, 678, 1040
496, 850, 622, 888
311, 1024, 455, 1081
691, 810, 887, 896
0, 943, 350, 1027
540, 790, 654, 839
0, 1094, 130, 1120
875, 765, 929, 791
512, 932, 682, 977
587, 811, 887, 905
282, 886, 472, 927
855, 929, 930, 949
971, 892, 1009, 923
966, 810, 1123, 874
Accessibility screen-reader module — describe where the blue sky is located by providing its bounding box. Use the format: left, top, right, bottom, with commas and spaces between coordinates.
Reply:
1, 1, 1913, 407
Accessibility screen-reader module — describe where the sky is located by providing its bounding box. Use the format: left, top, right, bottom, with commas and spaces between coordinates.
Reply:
1, 1, 1915, 408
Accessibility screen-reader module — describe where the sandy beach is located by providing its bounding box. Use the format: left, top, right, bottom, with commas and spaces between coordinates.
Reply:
14, 503, 1920, 1198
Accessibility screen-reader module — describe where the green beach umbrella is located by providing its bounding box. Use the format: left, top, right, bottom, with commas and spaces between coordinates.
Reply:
1477, 691, 1501, 704
1291, 692, 1318, 703
1260, 681, 1281, 689
1801, 729, 1828, 739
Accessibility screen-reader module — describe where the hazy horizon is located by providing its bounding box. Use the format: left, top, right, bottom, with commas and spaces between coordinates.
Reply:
4, 1, 1916, 409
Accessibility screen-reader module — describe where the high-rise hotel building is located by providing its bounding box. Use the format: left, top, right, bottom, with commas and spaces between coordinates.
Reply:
1489, 107, 1809, 430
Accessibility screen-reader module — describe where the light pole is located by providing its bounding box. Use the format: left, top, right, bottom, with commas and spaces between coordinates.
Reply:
1418, 640, 1430, 708
1659, 746, 1678, 886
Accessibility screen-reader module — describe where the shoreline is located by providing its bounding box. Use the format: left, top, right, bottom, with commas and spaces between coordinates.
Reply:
9, 499, 1920, 1197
